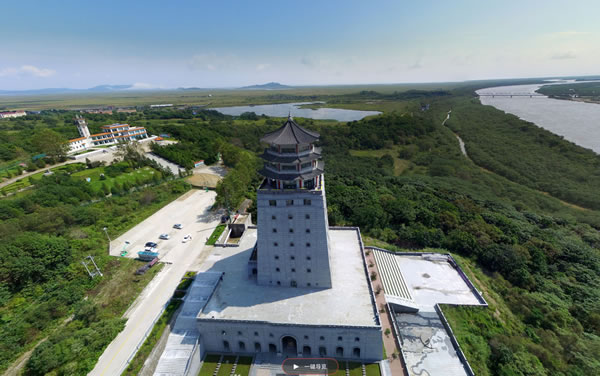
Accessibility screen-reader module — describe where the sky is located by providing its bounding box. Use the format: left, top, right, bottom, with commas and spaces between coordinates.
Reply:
1, 0, 599, 90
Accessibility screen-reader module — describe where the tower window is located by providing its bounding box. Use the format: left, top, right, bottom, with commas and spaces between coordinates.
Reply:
274, 255, 279, 260
286, 200, 294, 206
289, 228, 294, 233
274, 242, 278, 246
277, 281, 281, 286
272, 228, 277, 233
307, 282, 311, 287
306, 229, 310, 233
307, 256, 311, 260
291, 268, 296, 272
272, 215, 276, 220
307, 268, 312, 273
305, 214, 310, 219
306, 242, 311, 247
320, 336, 325, 340
290, 256, 295, 260
304, 199, 312, 205
288, 214, 293, 219
269, 200, 277, 206
276, 267, 280, 272
290, 242, 294, 247
338, 336, 343, 341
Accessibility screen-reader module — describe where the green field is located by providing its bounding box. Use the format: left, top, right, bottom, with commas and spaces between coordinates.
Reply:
234, 356, 252, 376
1, 163, 86, 195
198, 354, 221, 376
217, 355, 237, 376
71, 164, 159, 191
349, 148, 412, 175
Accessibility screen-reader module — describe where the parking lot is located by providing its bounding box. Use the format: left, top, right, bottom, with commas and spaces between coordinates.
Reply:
91, 189, 222, 376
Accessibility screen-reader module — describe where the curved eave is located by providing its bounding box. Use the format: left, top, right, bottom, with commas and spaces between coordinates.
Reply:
260, 118, 320, 145
260, 151, 321, 164
259, 167, 324, 181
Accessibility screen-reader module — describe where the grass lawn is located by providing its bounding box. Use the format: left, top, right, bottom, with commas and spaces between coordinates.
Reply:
216, 355, 237, 376
348, 361, 363, 376
71, 165, 158, 191
121, 299, 182, 376
1, 163, 86, 195
365, 363, 381, 376
206, 224, 226, 245
349, 148, 411, 175
198, 354, 221, 376
234, 356, 252, 376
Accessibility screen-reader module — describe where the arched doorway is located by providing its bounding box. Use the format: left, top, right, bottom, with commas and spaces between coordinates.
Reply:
303, 345, 312, 356
238, 341, 246, 351
269, 343, 277, 353
336, 347, 344, 357
353, 347, 360, 358
255, 342, 262, 352
281, 336, 298, 355
223, 340, 230, 351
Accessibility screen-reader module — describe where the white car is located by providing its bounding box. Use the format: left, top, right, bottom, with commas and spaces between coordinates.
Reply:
182, 234, 192, 243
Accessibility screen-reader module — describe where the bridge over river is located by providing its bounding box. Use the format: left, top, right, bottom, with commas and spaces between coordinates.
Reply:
478, 93, 545, 98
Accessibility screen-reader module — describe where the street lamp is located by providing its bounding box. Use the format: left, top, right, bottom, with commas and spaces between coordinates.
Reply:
103, 227, 111, 253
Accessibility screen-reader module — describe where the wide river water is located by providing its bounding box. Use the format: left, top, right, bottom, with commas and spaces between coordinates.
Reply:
210, 102, 381, 122
477, 82, 600, 154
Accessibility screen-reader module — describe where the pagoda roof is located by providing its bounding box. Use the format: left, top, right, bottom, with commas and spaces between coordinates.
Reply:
260, 147, 322, 163
260, 116, 319, 145
259, 161, 324, 181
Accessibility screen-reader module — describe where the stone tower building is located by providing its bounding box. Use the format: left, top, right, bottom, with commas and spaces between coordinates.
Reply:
75, 115, 90, 138
256, 116, 332, 288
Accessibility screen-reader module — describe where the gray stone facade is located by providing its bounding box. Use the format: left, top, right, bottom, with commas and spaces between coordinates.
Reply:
256, 184, 332, 288
196, 319, 382, 361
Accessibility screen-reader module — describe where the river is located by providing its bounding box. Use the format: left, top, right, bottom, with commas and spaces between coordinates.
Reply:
210, 102, 381, 121
477, 81, 600, 154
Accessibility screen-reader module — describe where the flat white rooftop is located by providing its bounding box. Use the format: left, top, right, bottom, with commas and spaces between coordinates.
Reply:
198, 228, 378, 327
396, 255, 480, 310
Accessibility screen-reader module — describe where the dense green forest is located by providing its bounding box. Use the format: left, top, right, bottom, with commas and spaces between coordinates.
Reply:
0, 145, 190, 374
1, 87, 600, 375
199, 97, 600, 375
537, 81, 600, 101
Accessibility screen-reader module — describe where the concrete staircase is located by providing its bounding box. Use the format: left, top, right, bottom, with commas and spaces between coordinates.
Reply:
372, 250, 418, 312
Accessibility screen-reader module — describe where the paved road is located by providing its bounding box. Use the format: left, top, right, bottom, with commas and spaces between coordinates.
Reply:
89, 189, 222, 376
0, 137, 165, 189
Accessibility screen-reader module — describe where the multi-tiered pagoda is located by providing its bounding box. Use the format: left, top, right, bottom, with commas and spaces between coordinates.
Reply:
255, 116, 332, 288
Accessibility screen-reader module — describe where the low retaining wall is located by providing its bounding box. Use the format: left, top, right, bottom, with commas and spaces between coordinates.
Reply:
435, 304, 476, 376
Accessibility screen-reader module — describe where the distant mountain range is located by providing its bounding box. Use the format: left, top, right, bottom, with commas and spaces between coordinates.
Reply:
0, 82, 293, 96
239, 82, 291, 90
0, 84, 137, 96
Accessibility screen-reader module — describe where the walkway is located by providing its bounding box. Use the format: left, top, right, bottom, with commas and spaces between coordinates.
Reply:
89, 190, 221, 376
365, 250, 406, 376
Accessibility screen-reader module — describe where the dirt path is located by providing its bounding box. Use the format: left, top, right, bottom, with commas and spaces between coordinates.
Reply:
365, 251, 406, 376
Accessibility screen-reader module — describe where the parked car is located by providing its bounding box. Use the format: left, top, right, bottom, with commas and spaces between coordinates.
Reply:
144, 241, 158, 251
182, 234, 192, 243
159, 233, 170, 240
173, 223, 183, 229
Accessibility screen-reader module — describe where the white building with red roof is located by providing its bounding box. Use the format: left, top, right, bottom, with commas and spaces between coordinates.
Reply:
68, 115, 149, 153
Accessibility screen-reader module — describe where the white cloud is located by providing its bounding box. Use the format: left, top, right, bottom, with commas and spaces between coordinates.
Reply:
128, 82, 163, 90
551, 51, 577, 60
188, 53, 237, 71
256, 63, 270, 71
0, 65, 56, 77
